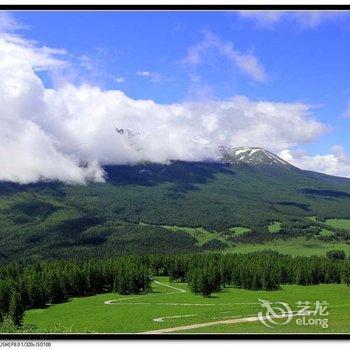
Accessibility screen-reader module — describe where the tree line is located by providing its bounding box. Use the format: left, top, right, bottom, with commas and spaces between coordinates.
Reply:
141, 251, 350, 296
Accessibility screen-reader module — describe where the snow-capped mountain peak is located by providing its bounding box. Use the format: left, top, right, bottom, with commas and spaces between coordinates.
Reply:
219, 146, 292, 167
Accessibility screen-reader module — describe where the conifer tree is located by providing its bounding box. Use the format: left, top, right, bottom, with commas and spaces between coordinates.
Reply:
9, 290, 24, 326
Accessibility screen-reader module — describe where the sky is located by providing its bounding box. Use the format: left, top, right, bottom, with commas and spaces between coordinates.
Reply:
1, 10, 350, 183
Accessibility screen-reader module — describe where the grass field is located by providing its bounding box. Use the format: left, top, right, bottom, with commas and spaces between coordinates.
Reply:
161, 225, 225, 245
23, 277, 350, 334
161, 223, 350, 257
268, 221, 282, 233
319, 229, 334, 237
158, 222, 350, 257
326, 219, 350, 230
224, 237, 350, 257
306, 217, 350, 232
229, 227, 251, 236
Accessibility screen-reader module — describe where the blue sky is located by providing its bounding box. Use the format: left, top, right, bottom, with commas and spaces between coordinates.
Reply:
15, 10, 350, 154
1, 10, 350, 182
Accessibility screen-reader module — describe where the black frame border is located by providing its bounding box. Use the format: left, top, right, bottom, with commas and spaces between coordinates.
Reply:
2, 4, 350, 10
1, 332, 350, 340
0, 2, 350, 341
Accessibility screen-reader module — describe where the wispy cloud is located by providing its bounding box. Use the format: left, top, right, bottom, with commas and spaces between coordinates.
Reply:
115, 76, 125, 83
0, 12, 67, 72
136, 70, 166, 83
341, 102, 350, 118
239, 11, 348, 30
78, 55, 94, 71
183, 31, 266, 82
136, 70, 151, 77
0, 33, 67, 72
0, 11, 27, 33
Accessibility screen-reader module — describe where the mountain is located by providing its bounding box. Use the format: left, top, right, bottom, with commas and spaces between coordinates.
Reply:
1, 146, 350, 263
219, 146, 292, 167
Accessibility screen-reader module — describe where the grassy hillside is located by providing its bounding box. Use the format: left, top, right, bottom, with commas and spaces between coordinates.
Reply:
1, 161, 350, 262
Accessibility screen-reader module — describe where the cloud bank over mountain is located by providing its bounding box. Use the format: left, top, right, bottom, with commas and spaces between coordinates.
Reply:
280, 146, 350, 179
0, 12, 349, 183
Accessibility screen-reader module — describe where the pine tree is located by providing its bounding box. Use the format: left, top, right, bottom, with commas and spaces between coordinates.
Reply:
46, 271, 67, 304
0, 279, 11, 315
342, 260, 350, 286
9, 290, 24, 327
26, 273, 46, 308
0, 315, 18, 333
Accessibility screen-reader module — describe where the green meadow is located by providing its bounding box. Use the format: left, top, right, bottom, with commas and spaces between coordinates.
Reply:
23, 277, 349, 334
268, 221, 282, 233
225, 237, 350, 257
157, 220, 350, 257
229, 226, 251, 236
326, 219, 350, 230
161, 225, 225, 245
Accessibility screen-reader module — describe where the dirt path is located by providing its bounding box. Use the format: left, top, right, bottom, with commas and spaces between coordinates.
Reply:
153, 280, 187, 293
104, 280, 186, 305
140, 312, 298, 334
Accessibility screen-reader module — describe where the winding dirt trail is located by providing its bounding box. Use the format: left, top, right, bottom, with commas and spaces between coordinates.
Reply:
104, 279, 186, 305
140, 312, 298, 334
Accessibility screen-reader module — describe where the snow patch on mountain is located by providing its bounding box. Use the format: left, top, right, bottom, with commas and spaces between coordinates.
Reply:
219, 146, 292, 167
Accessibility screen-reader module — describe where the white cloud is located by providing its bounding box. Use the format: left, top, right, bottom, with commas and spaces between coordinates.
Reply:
239, 11, 282, 29
0, 12, 66, 72
0, 17, 345, 183
295, 11, 346, 29
78, 55, 93, 71
239, 11, 347, 29
279, 146, 350, 178
0, 36, 326, 184
136, 70, 150, 77
116, 76, 125, 83
0, 11, 25, 33
136, 70, 164, 82
0, 34, 67, 71
183, 31, 266, 82
341, 102, 350, 118
0, 118, 105, 184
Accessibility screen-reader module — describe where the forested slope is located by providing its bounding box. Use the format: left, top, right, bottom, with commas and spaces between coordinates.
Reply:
1, 160, 350, 262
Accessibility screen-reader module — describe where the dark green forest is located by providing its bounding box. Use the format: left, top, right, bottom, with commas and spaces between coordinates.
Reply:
1, 161, 350, 263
